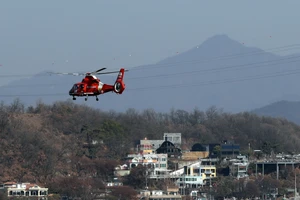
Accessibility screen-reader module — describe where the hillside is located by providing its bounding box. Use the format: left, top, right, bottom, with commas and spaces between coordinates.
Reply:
252, 100, 300, 124
1, 34, 300, 113
1, 100, 300, 198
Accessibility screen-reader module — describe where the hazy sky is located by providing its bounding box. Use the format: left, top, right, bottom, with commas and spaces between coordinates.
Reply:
1, 0, 300, 86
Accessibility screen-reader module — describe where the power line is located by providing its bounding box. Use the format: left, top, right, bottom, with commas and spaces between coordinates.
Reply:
0, 43, 300, 97
2, 53, 300, 88
127, 55, 300, 80
1, 69, 300, 97
0, 93, 66, 97
128, 68, 300, 91
1, 43, 300, 78
131, 44, 300, 71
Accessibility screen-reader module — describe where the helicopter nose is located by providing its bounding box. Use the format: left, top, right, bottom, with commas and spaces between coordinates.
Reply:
69, 87, 74, 94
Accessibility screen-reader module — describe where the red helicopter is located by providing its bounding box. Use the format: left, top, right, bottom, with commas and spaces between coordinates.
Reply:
53, 68, 127, 101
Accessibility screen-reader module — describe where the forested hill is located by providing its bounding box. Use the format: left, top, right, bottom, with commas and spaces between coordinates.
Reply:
1, 99, 300, 197
252, 100, 300, 125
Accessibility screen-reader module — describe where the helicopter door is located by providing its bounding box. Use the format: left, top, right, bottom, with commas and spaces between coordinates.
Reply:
98, 82, 104, 91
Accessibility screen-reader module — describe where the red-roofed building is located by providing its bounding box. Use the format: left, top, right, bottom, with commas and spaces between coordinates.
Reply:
2, 181, 17, 188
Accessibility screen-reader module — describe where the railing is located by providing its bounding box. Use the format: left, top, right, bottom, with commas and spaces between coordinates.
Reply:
148, 174, 182, 179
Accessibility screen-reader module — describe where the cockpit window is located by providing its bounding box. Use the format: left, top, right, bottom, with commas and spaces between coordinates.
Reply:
73, 85, 78, 90
80, 84, 84, 89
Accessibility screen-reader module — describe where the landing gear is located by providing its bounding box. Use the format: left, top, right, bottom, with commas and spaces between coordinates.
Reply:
96, 96, 99, 101
72, 97, 76, 100
85, 95, 88, 101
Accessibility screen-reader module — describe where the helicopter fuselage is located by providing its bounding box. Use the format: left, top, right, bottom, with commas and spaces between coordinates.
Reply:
69, 68, 126, 101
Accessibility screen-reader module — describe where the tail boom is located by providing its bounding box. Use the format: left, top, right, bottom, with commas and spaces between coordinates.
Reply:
113, 68, 126, 94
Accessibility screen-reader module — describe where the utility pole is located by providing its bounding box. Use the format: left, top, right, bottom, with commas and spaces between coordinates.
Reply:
145, 169, 148, 190
295, 171, 297, 198
209, 175, 212, 200
209, 160, 212, 200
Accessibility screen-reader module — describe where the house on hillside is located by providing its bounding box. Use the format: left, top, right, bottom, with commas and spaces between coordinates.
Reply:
172, 158, 218, 190
116, 153, 170, 179
138, 138, 164, 154
190, 143, 221, 158
137, 133, 182, 154
106, 177, 123, 187
229, 155, 250, 179
139, 188, 182, 200
4, 182, 48, 199
221, 140, 240, 158
156, 141, 182, 158
163, 133, 181, 148
0, 181, 17, 189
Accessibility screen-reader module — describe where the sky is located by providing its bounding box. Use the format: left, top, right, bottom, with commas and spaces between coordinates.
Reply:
1, 0, 300, 86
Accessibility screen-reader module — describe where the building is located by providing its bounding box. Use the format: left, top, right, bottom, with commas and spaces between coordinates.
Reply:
221, 142, 240, 158
137, 133, 182, 154
6, 182, 48, 199
106, 177, 123, 187
156, 141, 182, 158
163, 133, 181, 147
191, 143, 209, 152
127, 153, 168, 168
191, 143, 221, 158
140, 188, 182, 200
0, 181, 16, 189
121, 153, 170, 179
138, 138, 164, 154
229, 155, 249, 179
171, 158, 218, 189
114, 164, 130, 176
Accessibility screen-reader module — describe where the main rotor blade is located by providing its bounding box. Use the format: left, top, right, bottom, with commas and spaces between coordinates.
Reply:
48, 72, 85, 76
92, 68, 107, 74
96, 69, 129, 75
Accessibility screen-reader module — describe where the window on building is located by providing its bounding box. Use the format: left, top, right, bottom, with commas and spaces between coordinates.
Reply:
31, 191, 38, 196
40, 190, 48, 195
160, 164, 166, 168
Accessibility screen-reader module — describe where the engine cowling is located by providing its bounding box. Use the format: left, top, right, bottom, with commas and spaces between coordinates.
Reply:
114, 81, 125, 94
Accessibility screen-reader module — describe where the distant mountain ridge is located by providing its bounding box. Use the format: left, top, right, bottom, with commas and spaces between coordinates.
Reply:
252, 100, 300, 124
1, 34, 300, 113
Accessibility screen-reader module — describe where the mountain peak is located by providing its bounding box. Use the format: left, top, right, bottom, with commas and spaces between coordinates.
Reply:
199, 34, 243, 49
158, 34, 267, 64
203, 34, 232, 42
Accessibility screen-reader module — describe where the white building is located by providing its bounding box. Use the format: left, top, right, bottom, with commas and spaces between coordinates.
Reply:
171, 159, 218, 188
140, 189, 182, 200
6, 183, 48, 199
125, 153, 170, 179
229, 155, 249, 179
